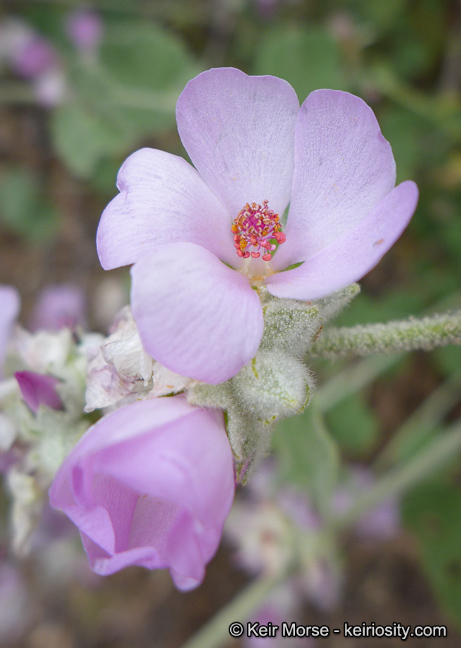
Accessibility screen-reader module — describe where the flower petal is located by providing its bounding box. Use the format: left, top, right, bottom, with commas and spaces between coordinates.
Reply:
30, 284, 86, 331
15, 371, 62, 413
49, 397, 235, 590
97, 148, 236, 270
266, 181, 418, 300
274, 89, 397, 269
176, 67, 299, 218
131, 242, 263, 383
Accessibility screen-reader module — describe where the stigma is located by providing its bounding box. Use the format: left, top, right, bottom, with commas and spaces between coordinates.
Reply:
231, 200, 286, 262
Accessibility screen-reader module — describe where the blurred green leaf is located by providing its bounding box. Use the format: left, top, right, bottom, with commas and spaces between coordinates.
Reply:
273, 406, 339, 516
55, 20, 200, 176
403, 481, 461, 630
334, 290, 425, 328
435, 346, 461, 375
96, 20, 200, 132
380, 107, 425, 182
345, 0, 405, 31
253, 26, 346, 99
51, 102, 129, 178
90, 157, 124, 196
0, 169, 58, 242
22, 4, 69, 49
326, 393, 379, 453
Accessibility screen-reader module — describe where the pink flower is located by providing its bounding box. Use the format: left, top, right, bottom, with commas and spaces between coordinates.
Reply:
49, 396, 235, 590
66, 10, 103, 55
97, 68, 418, 384
12, 35, 58, 78
30, 284, 87, 332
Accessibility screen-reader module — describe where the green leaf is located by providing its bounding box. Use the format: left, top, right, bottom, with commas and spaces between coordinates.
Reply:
380, 107, 425, 182
253, 26, 346, 100
0, 168, 58, 242
326, 393, 379, 453
333, 289, 424, 327
90, 157, 125, 196
402, 481, 461, 630
94, 20, 200, 133
273, 405, 339, 516
435, 346, 461, 375
50, 102, 130, 178
55, 20, 200, 175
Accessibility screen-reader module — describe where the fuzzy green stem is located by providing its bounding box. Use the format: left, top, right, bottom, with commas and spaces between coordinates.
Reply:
310, 310, 461, 359
181, 568, 290, 648
333, 419, 461, 530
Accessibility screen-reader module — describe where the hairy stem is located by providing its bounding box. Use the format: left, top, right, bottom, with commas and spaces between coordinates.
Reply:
310, 310, 461, 359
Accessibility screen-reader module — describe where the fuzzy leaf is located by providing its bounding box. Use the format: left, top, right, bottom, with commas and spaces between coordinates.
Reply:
273, 405, 339, 516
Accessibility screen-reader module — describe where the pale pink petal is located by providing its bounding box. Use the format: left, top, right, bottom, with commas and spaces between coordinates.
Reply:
15, 371, 62, 413
31, 284, 86, 332
97, 148, 236, 270
131, 243, 263, 383
266, 181, 418, 300
49, 397, 235, 590
274, 89, 397, 269
176, 67, 299, 218
60, 394, 197, 460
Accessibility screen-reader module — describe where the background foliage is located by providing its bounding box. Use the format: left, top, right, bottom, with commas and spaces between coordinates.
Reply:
1, 0, 461, 646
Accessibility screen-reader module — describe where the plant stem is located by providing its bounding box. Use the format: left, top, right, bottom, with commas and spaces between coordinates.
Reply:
181, 569, 289, 648
310, 310, 461, 359
333, 419, 461, 530
374, 368, 461, 469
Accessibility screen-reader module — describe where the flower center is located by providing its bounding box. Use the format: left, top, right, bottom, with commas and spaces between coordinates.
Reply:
231, 200, 286, 262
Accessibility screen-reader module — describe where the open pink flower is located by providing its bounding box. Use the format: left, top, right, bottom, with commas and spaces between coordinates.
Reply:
49, 396, 234, 590
97, 68, 418, 384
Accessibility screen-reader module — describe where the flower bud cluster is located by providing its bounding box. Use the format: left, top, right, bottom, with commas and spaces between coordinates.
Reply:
0, 280, 359, 588
189, 285, 360, 476
0, 322, 91, 553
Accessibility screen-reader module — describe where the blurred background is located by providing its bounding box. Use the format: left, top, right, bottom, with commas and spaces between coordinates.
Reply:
1, 0, 461, 646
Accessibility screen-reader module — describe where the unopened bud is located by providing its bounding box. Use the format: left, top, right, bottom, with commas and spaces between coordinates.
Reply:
231, 350, 314, 423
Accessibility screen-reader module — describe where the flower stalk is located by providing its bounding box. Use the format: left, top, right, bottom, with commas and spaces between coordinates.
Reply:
310, 310, 461, 358
332, 418, 461, 530
181, 567, 294, 648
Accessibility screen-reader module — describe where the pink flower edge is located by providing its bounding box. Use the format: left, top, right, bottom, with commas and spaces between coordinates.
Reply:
49, 396, 235, 590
